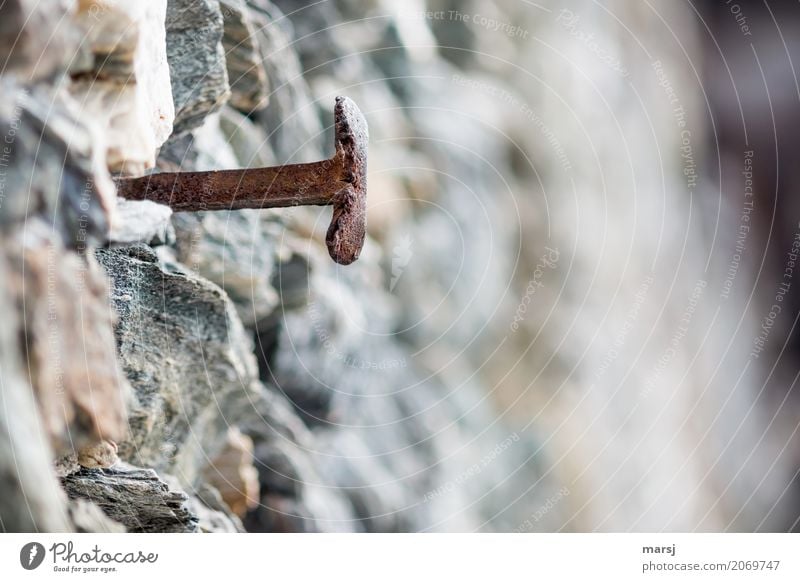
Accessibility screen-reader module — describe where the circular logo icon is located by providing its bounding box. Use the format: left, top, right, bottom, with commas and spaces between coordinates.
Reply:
19, 542, 45, 570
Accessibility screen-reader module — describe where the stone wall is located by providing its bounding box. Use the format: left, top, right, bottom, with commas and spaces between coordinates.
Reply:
1, 0, 798, 533
0, 0, 552, 533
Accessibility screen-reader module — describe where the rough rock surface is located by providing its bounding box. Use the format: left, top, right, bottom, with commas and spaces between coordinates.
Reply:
7, 0, 788, 535
5, 225, 129, 455
110, 199, 175, 246
77, 440, 120, 469
0, 257, 72, 532
218, 105, 277, 168
0, 85, 116, 247
247, 0, 325, 161
0, 0, 76, 80
0, 0, 557, 534
62, 464, 199, 533
95, 245, 262, 484
186, 482, 246, 532
173, 210, 279, 328
69, 1, 175, 175
220, 0, 270, 113
67, 499, 127, 533
166, 0, 231, 134
202, 427, 260, 517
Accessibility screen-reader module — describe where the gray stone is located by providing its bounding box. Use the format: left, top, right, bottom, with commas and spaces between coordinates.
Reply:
0, 255, 71, 532
111, 198, 175, 246
218, 105, 276, 168
269, 0, 343, 73
156, 132, 198, 170
267, 234, 313, 311
62, 463, 198, 533
220, 0, 269, 113
242, 436, 358, 533
243, 494, 317, 532
246, 1, 324, 161
257, 250, 548, 531
94, 245, 262, 484
201, 427, 259, 517
166, 0, 231, 134
66, 499, 127, 533
68, 2, 175, 176
187, 482, 245, 532
173, 209, 279, 329
54, 454, 81, 478
191, 111, 241, 169
240, 384, 359, 532
4, 222, 130, 456
0, 0, 76, 80
0, 85, 116, 248
252, 441, 302, 497
239, 383, 316, 447
158, 111, 281, 334
263, 269, 377, 425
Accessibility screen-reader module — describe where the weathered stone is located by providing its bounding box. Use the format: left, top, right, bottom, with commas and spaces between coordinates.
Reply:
110, 198, 174, 246
164, 111, 279, 328
62, 463, 199, 533
218, 105, 276, 168
0, 256, 71, 533
77, 440, 119, 469
0, 0, 77, 80
252, 441, 301, 497
190, 482, 246, 532
70, 1, 175, 175
193, 110, 243, 168
220, 0, 269, 113
255, 247, 551, 531
5, 223, 129, 455
265, 233, 312, 310
0, 85, 116, 247
202, 427, 259, 517
156, 132, 197, 170
94, 245, 261, 483
270, 0, 343, 72
243, 472, 357, 532
71, 1, 138, 80
67, 499, 127, 533
173, 210, 279, 328
244, 493, 316, 532
264, 274, 366, 425
166, 0, 231, 134
159, 110, 239, 172
247, 1, 324, 161
242, 389, 358, 532
239, 382, 316, 447
54, 454, 81, 478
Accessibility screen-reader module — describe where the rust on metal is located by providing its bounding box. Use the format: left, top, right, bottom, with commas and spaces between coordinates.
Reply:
115, 96, 369, 265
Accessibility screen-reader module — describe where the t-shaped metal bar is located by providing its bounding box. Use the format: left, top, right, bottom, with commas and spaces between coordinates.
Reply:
115, 96, 368, 265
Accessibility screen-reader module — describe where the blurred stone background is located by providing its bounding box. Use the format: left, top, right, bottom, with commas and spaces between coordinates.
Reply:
1, 0, 799, 532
